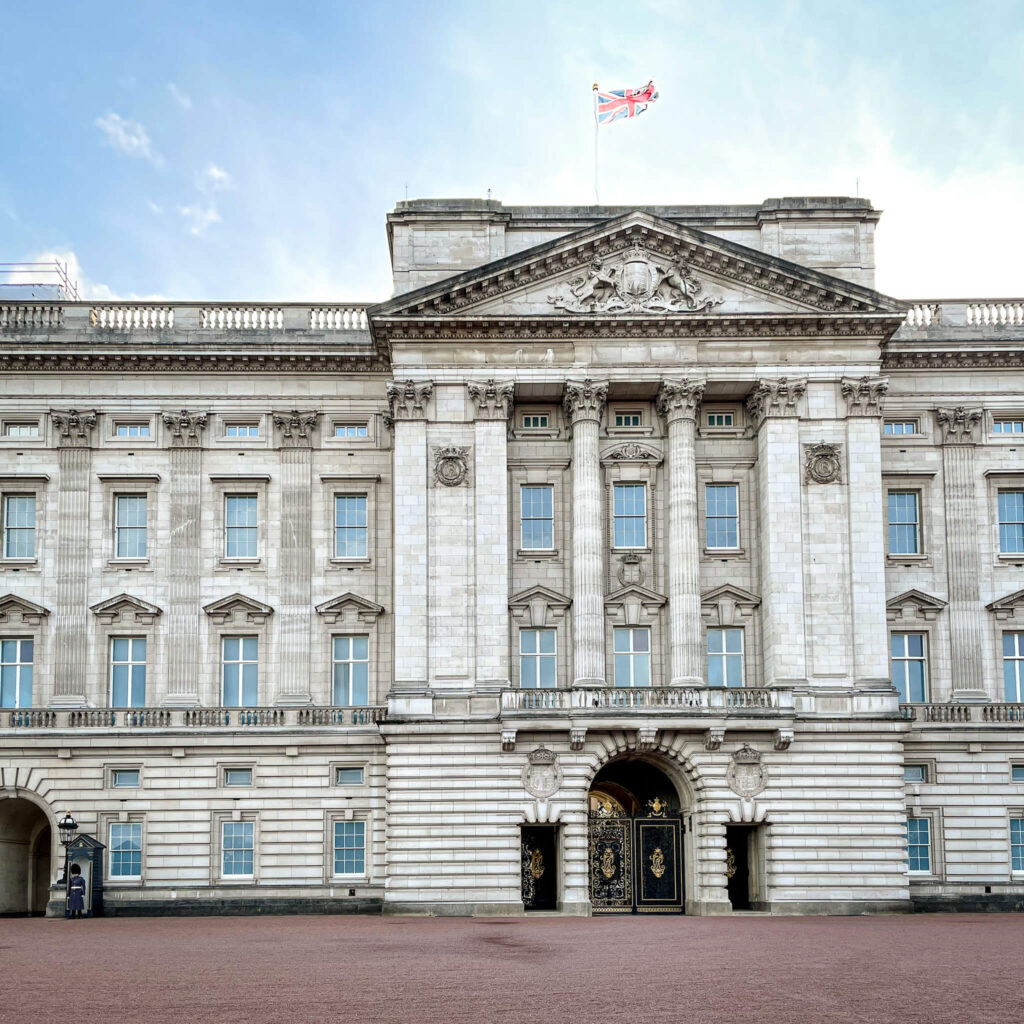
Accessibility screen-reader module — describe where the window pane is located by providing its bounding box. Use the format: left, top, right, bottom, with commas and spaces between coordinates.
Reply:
538, 656, 556, 687
907, 634, 924, 657
904, 766, 926, 783
113, 769, 140, 788
241, 663, 258, 706
725, 630, 742, 654
225, 768, 252, 786
223, 662, 239, 706
241, 637, 257, 660
352, 636, 368, 660
520, 630, 537, 655
521, 658, 537, 688
708, 657, 723, 687
334, 821, 365, 875
110, 823, 142, 877
334, 636, 350, 659
614, 654, 631, 685
633, 655, 650, 686
613, 629, 630, 653
633, 629, 649, 653
336, 768, 364, 785
350, 663, 368, 706
538, 630, 555, 654
111, 664, 129, 707
725, 655, 742, 687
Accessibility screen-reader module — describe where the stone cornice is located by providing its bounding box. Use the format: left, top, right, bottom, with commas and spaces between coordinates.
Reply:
467, 379, 515, 421
656, 378, 705, 424
884, 346, 1024, 370
1, 351, 389, 373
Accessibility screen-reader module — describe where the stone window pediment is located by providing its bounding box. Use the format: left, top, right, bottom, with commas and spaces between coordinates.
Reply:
0, 592, 49, 625
203, 593, 274, 625
509, 586, 571, 628
600, 442, 663, 467
604, 584, 666, 626
90, 593, 163, 625
315, 592, 385, 625
886, 589, 947, 623
700, 584, 760, 627
987, 589, 1024, 623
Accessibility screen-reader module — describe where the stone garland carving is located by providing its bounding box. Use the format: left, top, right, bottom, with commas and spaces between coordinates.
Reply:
745, 377, 807, 426
522, 747, 563, 799
272, 410, 319, 445
656, 378, 706, 423
433, 445, 470, 487
548, 246, 724, 315
467, 379, 514, 420
563, 379, 608, 423
936, 406, 983, 445
51, 409, 98, 447
804, 442, 843, 485
162, 409, 208, 447
726, 744, 767, 798
604, 442, 660, 462
840, 376, 888, 417
386, 379, 433, 421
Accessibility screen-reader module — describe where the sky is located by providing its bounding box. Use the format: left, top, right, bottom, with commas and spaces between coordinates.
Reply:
1, 0, 1022, 302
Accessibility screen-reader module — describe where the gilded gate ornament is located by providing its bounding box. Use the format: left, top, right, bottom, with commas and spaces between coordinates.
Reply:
600, 846, 617, 879
529, 848, 545, 880
650, 846, 666, 879
725, 847, 737, 879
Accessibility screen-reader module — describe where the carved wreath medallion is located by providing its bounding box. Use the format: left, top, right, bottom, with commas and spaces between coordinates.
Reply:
432, 445, 470, 487
803, 442, 843, 485
522, 747, 563, 799
726, 744, 766, 798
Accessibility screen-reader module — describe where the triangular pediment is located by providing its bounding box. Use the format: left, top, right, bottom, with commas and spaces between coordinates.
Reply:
987, 589, 1024, 621
604, 583, 667, 607
373, 210, 904, 326
701, 585, 760, 626
886, 589, 947, 622
203, 593, 274, 623
0, 592, 49, 624
509, 585, 571, 628
90, 593, 162, 624
315, 592, 385, 624
701, 584, 761, 608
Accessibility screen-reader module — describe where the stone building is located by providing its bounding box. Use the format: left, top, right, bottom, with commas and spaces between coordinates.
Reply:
1, 196, 1023, 917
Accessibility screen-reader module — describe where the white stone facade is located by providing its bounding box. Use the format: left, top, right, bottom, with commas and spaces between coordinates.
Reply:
1, 198, 1023, 917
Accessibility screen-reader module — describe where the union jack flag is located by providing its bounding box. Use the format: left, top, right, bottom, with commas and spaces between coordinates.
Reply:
596, 81, 659, 125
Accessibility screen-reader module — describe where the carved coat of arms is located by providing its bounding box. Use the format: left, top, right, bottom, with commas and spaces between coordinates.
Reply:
433, 445, 470, 487
726, 744, 767, 798
522, 747, 563, 799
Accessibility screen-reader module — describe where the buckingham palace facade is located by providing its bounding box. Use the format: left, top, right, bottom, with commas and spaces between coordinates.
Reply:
2, 196, 1024, 917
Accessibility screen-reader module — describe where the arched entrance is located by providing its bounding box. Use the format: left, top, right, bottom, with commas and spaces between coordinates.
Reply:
588, 756, 686, 914
0, 797, 54, 916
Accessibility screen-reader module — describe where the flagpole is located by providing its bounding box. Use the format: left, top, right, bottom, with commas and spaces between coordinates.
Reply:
592, 83, 600, 205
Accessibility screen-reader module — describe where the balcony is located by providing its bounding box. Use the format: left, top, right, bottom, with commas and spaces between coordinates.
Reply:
899, 703, 1024, 723
502, 686, 793, 715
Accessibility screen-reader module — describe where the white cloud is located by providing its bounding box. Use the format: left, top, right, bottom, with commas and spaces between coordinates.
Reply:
180, 203, 222, 236
94, 112, 162, 166
146, 200, 163, 215
14, 249, 164, 301
198, 163, 233, 192
167, 83, 192, 110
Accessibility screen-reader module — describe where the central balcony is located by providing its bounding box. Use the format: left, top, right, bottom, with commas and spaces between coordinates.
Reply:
502, 686, 793, 714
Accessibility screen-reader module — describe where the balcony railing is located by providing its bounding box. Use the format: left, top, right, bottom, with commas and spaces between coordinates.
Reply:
903, 300, 1024, 329
4, 705, 387, 730
502, 687, 793, 713
900, 703, 1024, 723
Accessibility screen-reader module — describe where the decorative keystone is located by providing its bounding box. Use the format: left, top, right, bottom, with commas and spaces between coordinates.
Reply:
704, 727, 725, 752
773, 728, 794, 752
569, 725, 587, 751
636, 726, 658, 751
501, 728, 517, 753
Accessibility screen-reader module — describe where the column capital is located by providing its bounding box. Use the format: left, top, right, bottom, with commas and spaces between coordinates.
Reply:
467, 379, 514, 421
840, 376, 889, 418
51, 408, 97, 447
563, 379, 608, 425
656, 378, 705, 425
272, 409, 319, 448
387, 379, 434, 421
745, 377, 806, 429
162, 409, 208, 447
936, 406, 983, 445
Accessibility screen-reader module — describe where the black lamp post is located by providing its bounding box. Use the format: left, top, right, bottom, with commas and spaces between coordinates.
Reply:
57, 811, 78, 899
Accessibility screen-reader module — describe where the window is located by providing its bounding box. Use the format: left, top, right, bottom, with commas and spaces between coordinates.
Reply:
225, 495, 258, 558
334, 423, 368, 438
333, 635, 369, 705
520, 485, 554, 550
994, 420, 1024, 434
613, 484, 646, 548
334, 495, 367, 558
222, 637, 258, 707
0, 638, 33, 708
3, 495, 35, 558
224, 768, 253, 787
614, 410, 642, 427
998, 491, 1024, 554
111, 769, 140, 789
520, 629, 556, 688
1003, 633, 1024, 702
706, 412, 734, 428
222, 821, 254, 877
335, 767, 365, 786
115, 423, 150, 438
109, 822, 142, 879
114, 495, 147, 558
3, 423, 38, 437
110, 637, 146, 708
705, 484, 739, 549
891, 633, 927, 703
884, 421, 918, 435
1012, 819, 1024, 872
1013, 765, 1024, 783
904, 765, 928, 783
225, 423, 259, 438
707, 628, 743, 687
905, 818, 931, 873
887, 491, 920, 555
613, 627, 650, 687
333, 821, 365, 875
521, 414, 548, 429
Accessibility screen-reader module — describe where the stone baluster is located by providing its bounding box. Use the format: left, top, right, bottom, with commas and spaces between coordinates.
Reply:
161, 410, 208, 706
937, 406, 987, 700
657, 378, 705, 686
49, 409, 97, 707
564, 380, 608, 686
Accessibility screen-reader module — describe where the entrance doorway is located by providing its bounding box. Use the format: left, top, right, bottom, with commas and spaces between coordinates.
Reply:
725, 824, 764, 910
588, 758, 685, 914
521, 826, 558, 910
0, 798, 53, 916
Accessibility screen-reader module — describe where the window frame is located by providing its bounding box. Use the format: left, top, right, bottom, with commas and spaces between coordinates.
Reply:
333, 493, 369, 560
611, 408, 644, 430
221, 635, 260, 708
886, 489, 921, 557
890, 631, 929, 703
332, 633, 370, 706
224, 422, 261, 439
332, 422, 369, 439
611, 482, 647, 550
215, 814, 258, 882
905, 816, 932, 875
224, 493, 259, 560
997, 489, 1024, 558
704, 482, 740, 552
223, 766, 255, 788
883, 420, 919, 436
1010, 813, 1024, 874
612, 626, 651, 687
0, 636, 34, 708
2, 493, 37, 561
332, 819, 367, 878
512, 407, 559, 439
325, 812, 371, 882
699, 405, 744, 438
333, 765, 366, 787
321, 475, 380, 569
108, 821, 144, 881
113, 493, 148, 560
520, 484, 555, 552
519, 627, 557, 689
108, 416, 156, 445
706, 626, 744, 688
1003, 631, 1024, 702
109, 636, 147, 709
109, 766, 142, 789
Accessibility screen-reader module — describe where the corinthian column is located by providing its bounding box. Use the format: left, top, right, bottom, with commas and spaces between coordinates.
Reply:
657, 378, 705, 686
564, 380, 608, 686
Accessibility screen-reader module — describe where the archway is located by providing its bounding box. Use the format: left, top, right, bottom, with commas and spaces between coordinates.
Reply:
0, 798, 54, 916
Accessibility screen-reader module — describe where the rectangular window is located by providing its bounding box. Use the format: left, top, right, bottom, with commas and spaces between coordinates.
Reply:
3, 423, 39, 437
222, 821, 254, 877
884, 421, 918, 435
222, 637, 258, 707
111, 769, 140, 789
333, 820, 366, 875
114, 494, 147, 558
521, 414, 548, 429
705, 484, 739, 549
520, 485, 554, 550
706, 413, 734, 428
336, 767, 365, 786
613, 627, 650, 687
115, 423, 150, 438
1012, 819, 1024, 872
333, 635, 369, 705
707, 628, 743, 687
994, 420, 1024, 434
903, 765, 928, 783
225, 495, 258, 558
891, 633, 927, 703
110, 637, 146, 708
0, 638, 33, 708
334, 423, 368, 438
224, 768, 253, 787
613, 484, 646, 548
998, 491, 1024, 554
1013, 766, 1024, 783
614, 411, 642, 427
1003, 633, 1024, 702
109, 822, 142, 879
520, 628, 556, 689
906, 818, 931, 873
225, 423, 259, 438
334, 495, 367, 558
3, 495, 36, 558
887, 491, 920, 555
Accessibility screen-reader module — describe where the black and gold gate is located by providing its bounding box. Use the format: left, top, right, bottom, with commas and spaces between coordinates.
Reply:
589, 803, 683, 914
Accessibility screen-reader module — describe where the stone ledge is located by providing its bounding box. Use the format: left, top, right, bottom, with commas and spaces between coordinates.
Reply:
49, 896, 384, 918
